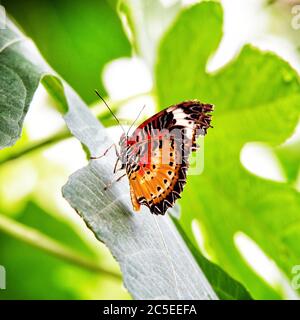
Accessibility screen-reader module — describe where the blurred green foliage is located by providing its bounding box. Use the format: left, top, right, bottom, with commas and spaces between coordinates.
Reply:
0, 0, 300, 300
156, 2, 300, 299
0, 202, 128, 299
2, 0, 131, 104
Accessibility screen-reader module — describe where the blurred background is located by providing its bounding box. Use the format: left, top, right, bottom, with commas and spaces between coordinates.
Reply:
0, 0, 300, 299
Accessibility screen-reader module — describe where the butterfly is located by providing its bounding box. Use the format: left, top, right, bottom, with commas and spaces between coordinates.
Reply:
92, 91, 213, 215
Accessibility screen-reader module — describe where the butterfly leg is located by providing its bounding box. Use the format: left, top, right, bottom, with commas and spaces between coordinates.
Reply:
113, 158, 120, 174
114, 143, 120, 158
103, 173, 126, 191
90, 143, 117, 160
113, 158, 126, 174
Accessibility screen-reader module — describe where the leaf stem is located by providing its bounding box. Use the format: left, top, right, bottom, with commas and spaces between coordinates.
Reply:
0, 91, 153, 165
0, 214, 122, 280
0, 129, 71, 165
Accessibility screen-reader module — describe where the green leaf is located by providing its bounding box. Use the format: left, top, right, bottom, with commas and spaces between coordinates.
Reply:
172, 218, 252, 300
2, 0, 131, 104
0, 15, 70, 149
156, 1, 300, 299
276, 140, 300, 184
0, 19, 44, 149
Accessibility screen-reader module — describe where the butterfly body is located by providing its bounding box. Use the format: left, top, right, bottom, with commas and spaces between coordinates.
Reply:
118, 100, 213, 215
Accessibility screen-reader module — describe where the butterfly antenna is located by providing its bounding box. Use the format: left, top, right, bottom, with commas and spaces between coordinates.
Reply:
127, 104, 146, 136
94, 90, 126, 135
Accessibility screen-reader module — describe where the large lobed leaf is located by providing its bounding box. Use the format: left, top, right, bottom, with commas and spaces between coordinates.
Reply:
156, 1, 300, 299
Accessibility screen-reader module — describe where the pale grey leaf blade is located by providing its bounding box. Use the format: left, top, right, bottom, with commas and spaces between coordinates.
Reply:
63, 161, 217, 300
62, 98, 217, 300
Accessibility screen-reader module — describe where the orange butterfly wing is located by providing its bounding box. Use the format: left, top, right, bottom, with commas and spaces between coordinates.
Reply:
122, 100, 213, 215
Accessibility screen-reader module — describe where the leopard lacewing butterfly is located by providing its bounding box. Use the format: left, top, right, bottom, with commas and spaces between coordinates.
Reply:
92, 91, 213, 215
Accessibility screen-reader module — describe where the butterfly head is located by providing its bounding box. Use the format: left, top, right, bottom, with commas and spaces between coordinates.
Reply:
119, 133, 136, 148
119, 133, 127, 147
